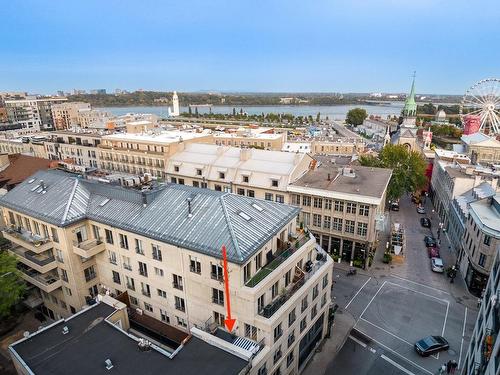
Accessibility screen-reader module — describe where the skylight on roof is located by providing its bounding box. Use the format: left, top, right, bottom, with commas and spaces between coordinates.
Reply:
27, 178, 35, 184
30, 184, 40, 192
251, 203, 263, 212
238, 212, 251, 221
99, 198, 110, 207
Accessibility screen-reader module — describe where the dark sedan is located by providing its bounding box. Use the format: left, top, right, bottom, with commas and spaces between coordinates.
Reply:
415, 336, 449, 356
424, 235, 437, 247
420, 218, 431, 228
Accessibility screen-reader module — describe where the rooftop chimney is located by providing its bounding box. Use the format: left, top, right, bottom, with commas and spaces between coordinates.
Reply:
327, 173, 331, 181
141, 191, 147, 207
104, 359, 113, 370
187, 197, 193, 218
40, 180, 46, 191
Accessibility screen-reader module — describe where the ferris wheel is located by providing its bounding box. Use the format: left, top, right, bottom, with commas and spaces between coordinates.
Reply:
460, 78, 500, 135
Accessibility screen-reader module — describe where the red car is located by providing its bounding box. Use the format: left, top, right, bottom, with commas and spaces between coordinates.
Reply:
428, 247, 440, 258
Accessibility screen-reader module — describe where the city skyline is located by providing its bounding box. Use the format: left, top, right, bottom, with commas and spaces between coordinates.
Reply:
1, 0, 499, 94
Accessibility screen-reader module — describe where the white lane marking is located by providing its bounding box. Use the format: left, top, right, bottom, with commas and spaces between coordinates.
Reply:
381, 354, 416, 375
359, 317, 413, 346
356, 330, 433, 375
359, 281, 386, 318
386, 281, 449, 304
348, 335, 367, 348
345, 277, 372, 309
390, 274, 451, 295
441, 300, 450, 336
458, 307, 467, 369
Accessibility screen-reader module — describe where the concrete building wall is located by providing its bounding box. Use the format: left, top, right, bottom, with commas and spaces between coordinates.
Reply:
2, 205, 333, 375
462, 244, 500, 375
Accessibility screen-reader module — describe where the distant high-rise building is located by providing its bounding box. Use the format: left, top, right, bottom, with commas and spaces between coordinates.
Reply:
168, 91, 180, 117
90, 89, 107, 95
4, 96, 67, 130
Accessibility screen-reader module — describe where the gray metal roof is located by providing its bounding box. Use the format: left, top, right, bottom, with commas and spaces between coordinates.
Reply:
0, 170, 299, 264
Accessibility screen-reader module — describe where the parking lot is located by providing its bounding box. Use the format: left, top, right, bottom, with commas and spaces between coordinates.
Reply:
324, 195, 477, 375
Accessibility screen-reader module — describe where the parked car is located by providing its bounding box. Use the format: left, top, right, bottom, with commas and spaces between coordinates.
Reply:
424, 236, 436, 247
391, 201, 400, 211
431, 257, 444, 273
415, 335, 449, 356
420, 218, 431, 228
417, 206, 426, 214
428, 247, 440, 258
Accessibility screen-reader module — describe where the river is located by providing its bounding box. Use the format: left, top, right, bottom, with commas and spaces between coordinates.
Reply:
97, 102, 405, 120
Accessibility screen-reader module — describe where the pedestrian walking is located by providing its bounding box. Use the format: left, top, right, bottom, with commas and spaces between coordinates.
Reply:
437, 364, 446, 375
446, 360, 452, 374
451, 360, 458, 374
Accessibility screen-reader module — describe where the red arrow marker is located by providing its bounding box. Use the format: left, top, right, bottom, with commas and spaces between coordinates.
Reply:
222, 245, 236, 332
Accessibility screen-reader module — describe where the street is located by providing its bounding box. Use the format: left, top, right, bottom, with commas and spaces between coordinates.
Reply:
308, 195, 478, 375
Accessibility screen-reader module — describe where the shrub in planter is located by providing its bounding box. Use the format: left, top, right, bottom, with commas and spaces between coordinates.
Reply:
382, 252, 392, 264
352, 259, 363, 268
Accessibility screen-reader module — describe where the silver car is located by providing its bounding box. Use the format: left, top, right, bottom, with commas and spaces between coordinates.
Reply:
431, 257, 444, 273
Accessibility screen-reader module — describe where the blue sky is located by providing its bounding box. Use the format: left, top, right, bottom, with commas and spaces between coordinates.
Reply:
1, 0, 499, 94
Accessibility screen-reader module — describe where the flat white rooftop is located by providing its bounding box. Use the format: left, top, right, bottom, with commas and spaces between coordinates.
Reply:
103, 130, 211, 144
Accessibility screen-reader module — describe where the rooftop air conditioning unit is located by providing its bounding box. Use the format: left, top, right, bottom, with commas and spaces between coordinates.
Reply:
135, 308, 143, 315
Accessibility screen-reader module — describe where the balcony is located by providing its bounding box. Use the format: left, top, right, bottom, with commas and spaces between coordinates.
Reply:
258, 245, 329, 319
9, 246, 57, 274
17, 264, 62, 293
72, 238, 105, 258
2, 228, 52, 254
245, 233, 312, 288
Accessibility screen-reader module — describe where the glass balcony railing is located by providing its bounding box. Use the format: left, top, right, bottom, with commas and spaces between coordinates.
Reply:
245, 233, 311, 288
258, 245, 329, 319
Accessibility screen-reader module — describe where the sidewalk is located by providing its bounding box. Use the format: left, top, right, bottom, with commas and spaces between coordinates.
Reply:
301, 308, 356, 375
425, 200, 479, 311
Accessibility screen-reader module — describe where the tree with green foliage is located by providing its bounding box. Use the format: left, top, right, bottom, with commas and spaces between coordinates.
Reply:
194, 107, 199, 117
316, 112, 321, 122
359, 144, 427, 201
418, 103, 437, 115
188, 106, 192, 116
346, 108, 368, 126
0, 251, 25, 318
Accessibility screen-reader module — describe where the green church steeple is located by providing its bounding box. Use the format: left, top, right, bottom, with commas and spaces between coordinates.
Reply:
403, 73, 417, 118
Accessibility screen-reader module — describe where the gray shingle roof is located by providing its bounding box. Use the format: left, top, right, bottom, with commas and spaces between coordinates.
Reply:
0, 170, 299, 264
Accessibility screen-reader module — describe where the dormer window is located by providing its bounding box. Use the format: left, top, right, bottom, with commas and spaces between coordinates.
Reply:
243, 175, 249, 183
174, 166, 179, 172
271, 179, 279, 187
219, 172, 225, 179
196, 169, 202, 176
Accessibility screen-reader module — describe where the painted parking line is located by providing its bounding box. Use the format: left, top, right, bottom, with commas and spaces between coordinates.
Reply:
458, 307, 468, 369
345, 277, 372, 309
359, 281, 387, 317
381, 354, 416, 375
389, 274, 451, 296
385, 281, 449, 304
348, 335, 367, 348
354, 330, 434, 375
359, 317, 413, 347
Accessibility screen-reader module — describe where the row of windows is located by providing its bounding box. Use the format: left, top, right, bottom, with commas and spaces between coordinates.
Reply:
291, 195, 370, 216
7, 211, 59, 243
259, 290, 329, 375
302, 213, 368, 237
